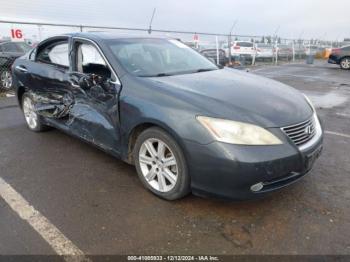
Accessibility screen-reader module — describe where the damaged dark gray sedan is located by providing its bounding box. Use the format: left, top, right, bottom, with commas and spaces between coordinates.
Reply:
12, 33, 323, 200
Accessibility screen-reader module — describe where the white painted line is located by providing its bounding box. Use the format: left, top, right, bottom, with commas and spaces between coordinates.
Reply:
325, 130, 350, 139
0, 176, 90, 262
259, 73, 326, 80
336, 113, 350, 118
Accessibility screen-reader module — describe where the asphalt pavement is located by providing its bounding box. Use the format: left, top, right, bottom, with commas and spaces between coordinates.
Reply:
0, 61, 349, 258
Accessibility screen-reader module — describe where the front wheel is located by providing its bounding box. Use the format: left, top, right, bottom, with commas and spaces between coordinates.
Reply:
340, 57, 350, 70
133, 127, 190, 200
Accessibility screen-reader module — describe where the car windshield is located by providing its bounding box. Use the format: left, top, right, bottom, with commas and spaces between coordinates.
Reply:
107, 38, 218, 77
258, 44, 272, 48
199, 44, 217, 50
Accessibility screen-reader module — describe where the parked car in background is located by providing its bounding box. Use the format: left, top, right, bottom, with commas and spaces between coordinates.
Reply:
294, 45, 307, 58
305, 45, 319, 56
0, 41, 31, 90
256, 44, 274, 61
276, 44, 293, 60
230, 41, 256, 60
199, 48, 228, 66
328, 45, 350, 70
13, 33, 323, 200
183, 41, 198, 50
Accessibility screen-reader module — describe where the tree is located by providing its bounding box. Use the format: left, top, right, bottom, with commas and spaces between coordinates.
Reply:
266, 36, 272, 44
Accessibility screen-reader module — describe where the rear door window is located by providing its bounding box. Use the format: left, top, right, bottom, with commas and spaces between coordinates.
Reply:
36, 41, 69, 68
237, 42, 253, 47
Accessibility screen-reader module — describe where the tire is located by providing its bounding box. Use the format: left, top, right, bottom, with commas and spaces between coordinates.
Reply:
21, 93, 49, 132
133, 127, 190, 200
0, 69, 13, 90
340, 57, 350, 70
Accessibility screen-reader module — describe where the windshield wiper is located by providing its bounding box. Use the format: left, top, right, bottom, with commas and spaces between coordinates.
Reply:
195, 68, 218, 73
139, 72, 173, 77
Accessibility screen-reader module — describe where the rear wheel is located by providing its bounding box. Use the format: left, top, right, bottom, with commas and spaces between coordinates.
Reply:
133, 127, 190, 200
0, 69, 13, 90
340, 57, 350, 70
22, 93, 49, 132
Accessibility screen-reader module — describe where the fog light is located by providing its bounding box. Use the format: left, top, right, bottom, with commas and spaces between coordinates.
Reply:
250, 182, 264, 192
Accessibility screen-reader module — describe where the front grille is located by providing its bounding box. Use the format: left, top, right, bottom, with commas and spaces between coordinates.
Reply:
281, 116, 316, 147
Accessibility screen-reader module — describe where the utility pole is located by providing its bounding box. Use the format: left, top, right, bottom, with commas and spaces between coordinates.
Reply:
148, 8, 156, 34
273, 25, 280, 65
298, 30, 304, 59
38, 25, 43, 41
228, 20, 238, 65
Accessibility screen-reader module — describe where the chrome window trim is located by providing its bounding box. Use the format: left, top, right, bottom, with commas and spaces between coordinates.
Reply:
72, 37, 121, 86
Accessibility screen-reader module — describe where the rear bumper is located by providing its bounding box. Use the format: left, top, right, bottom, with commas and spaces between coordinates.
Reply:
183, 128, 323, 200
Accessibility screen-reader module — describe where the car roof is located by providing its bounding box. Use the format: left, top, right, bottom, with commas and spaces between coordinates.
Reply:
0, 41, 11, 45
0, 41, 27, 45
234, 41, 252, 43
64, 32, 171, 42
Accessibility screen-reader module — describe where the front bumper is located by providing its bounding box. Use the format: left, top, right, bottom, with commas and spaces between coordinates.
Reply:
184, 128, 323, 200
328, 55, 339, 64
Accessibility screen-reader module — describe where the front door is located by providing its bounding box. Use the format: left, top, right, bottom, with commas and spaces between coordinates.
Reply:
68, 39, 121, 153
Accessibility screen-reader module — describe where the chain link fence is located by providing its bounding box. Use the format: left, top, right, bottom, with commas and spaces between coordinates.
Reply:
0, 20, 344, 92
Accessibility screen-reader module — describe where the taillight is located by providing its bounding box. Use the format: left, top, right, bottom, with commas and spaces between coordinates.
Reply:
332, 48, 341, 55
234, 46, 240, 49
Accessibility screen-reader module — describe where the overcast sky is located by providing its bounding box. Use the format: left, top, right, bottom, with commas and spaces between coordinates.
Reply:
0, 0, 349, 41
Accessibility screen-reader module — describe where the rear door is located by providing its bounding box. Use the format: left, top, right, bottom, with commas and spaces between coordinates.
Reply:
25, 37, 74, 120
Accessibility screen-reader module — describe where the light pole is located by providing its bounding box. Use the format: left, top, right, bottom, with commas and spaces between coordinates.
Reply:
148, 8, 156, 34
228, 20, 238, 65
273, 25, 280, 65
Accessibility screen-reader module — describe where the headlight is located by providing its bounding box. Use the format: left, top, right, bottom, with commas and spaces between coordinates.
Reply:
303, 94, 315, 112
197, 116, 282, 145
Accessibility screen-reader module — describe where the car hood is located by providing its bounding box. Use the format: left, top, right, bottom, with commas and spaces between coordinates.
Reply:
145, 68, 313, 128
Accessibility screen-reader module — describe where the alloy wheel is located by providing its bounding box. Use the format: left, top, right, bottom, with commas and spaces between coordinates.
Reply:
138, 138, 178, 192
23, 96, 38, 129
0, 70, 13, 90
341, 58, 350, 70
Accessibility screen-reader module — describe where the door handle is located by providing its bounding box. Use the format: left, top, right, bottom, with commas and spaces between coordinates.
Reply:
15, 65, 28, 73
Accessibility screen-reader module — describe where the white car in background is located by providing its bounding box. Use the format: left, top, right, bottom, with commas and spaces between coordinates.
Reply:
230, 41, 256, 59
256, 44, 274, 61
